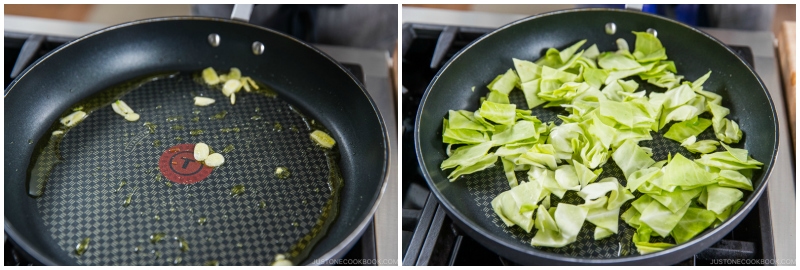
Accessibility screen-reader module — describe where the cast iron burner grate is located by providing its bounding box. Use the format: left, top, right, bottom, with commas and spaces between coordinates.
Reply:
401, 22, 775, 266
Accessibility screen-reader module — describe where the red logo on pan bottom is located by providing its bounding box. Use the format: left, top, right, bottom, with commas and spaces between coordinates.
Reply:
159, 144, 213, 184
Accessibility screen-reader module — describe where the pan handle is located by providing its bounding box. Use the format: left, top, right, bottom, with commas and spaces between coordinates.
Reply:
625, 4, 644, 11
231, 4, 254, 22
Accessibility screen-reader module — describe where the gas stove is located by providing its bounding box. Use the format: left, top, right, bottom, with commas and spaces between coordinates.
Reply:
401, 8, 795, 265
4, 14, 397, 266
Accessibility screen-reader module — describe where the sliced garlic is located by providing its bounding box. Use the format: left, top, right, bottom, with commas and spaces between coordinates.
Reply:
194, 143, 210, 161
241, 78, 251, 92
244, 77, 259, 90
60, 111, 87, 127
52, 130, 64, 136
204, 153, 225, 167
228, 68, 242, 80
124, 113, 140, 122
230, 93, 236, 105
222, 80, 242, 96
111, 100, 139, 122
271, 254, 293, 266
116, 100, 133, 114
202, 67, 220, 85
219, 74, 228, 82
310, 130, 336, 149
194, 96, 216, 106
111, 102, 125, 117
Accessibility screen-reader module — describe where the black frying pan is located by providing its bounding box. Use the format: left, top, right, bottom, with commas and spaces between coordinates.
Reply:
4, 17, 389, 265
415, 9, 778, 265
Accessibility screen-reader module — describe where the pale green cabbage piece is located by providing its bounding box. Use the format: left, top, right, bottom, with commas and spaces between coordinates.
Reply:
660, 153, 715, 189
442, 119, 490, 144
663, 116, 712, 142
448, 110, 491, 131
626, 167, 662, 192
501, 158, 519, 187
491, 120, 541, 146
695, 148, 763, 171
491, 180, 549, 232
707, 102, 743, 144
648, 187, 703, 213
681, 135, 719, 154
488, 69, 520, 95
621, 207, 642, 228
448, 154, 498, 181
486, 90, 510, 104
494, 145, 531, 162
520, 79, 547, 109
554, 164, 581, 191
518, 144, 559, 170
559, 39, 588, 63
705, 184, 744, 215
535, 204, 558, 232
671, 207, 717, 244
573, 160, 600, 189
612, 139, 655, 179
534, 167, 567, 199
441, 141, 494, 170
513, 58, 541, 83
479, 101, 517, 126
635, 241, 675, 255
492, 188, 534, 232
605, 177, 635, 209
578, 181, 618, 201
582, 67, 608, 89
532, 204, 589, 247
639, 199, 691, 237
717, 170, 753, 191
632, 31, 667, 63
599, 99, 657, 130
598, 52, 642, 70
585, 201, 620, 237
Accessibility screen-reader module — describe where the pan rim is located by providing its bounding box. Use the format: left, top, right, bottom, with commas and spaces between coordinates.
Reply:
414, 7, 778, 264
4, 16, 391, 266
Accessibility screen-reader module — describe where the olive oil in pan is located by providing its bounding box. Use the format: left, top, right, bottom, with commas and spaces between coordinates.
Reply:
175, 236, 190, 252
74, 237, 91, 256
143, 122, 157, 134
113, 179, 127, 193
230, 185, 245, 196
221, 144, 235, 153
26, 73, 176, 197
149, 232, 166, 244
210, 110, 227, 120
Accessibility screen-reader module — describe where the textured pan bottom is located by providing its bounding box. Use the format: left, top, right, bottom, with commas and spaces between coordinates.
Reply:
31, 73, 342, 265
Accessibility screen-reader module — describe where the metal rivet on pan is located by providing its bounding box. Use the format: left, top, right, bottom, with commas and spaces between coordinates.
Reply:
647, 28, 658, 37
252, 41, 264, 55
605, 22, 617, 35
208, 34, 220, 47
